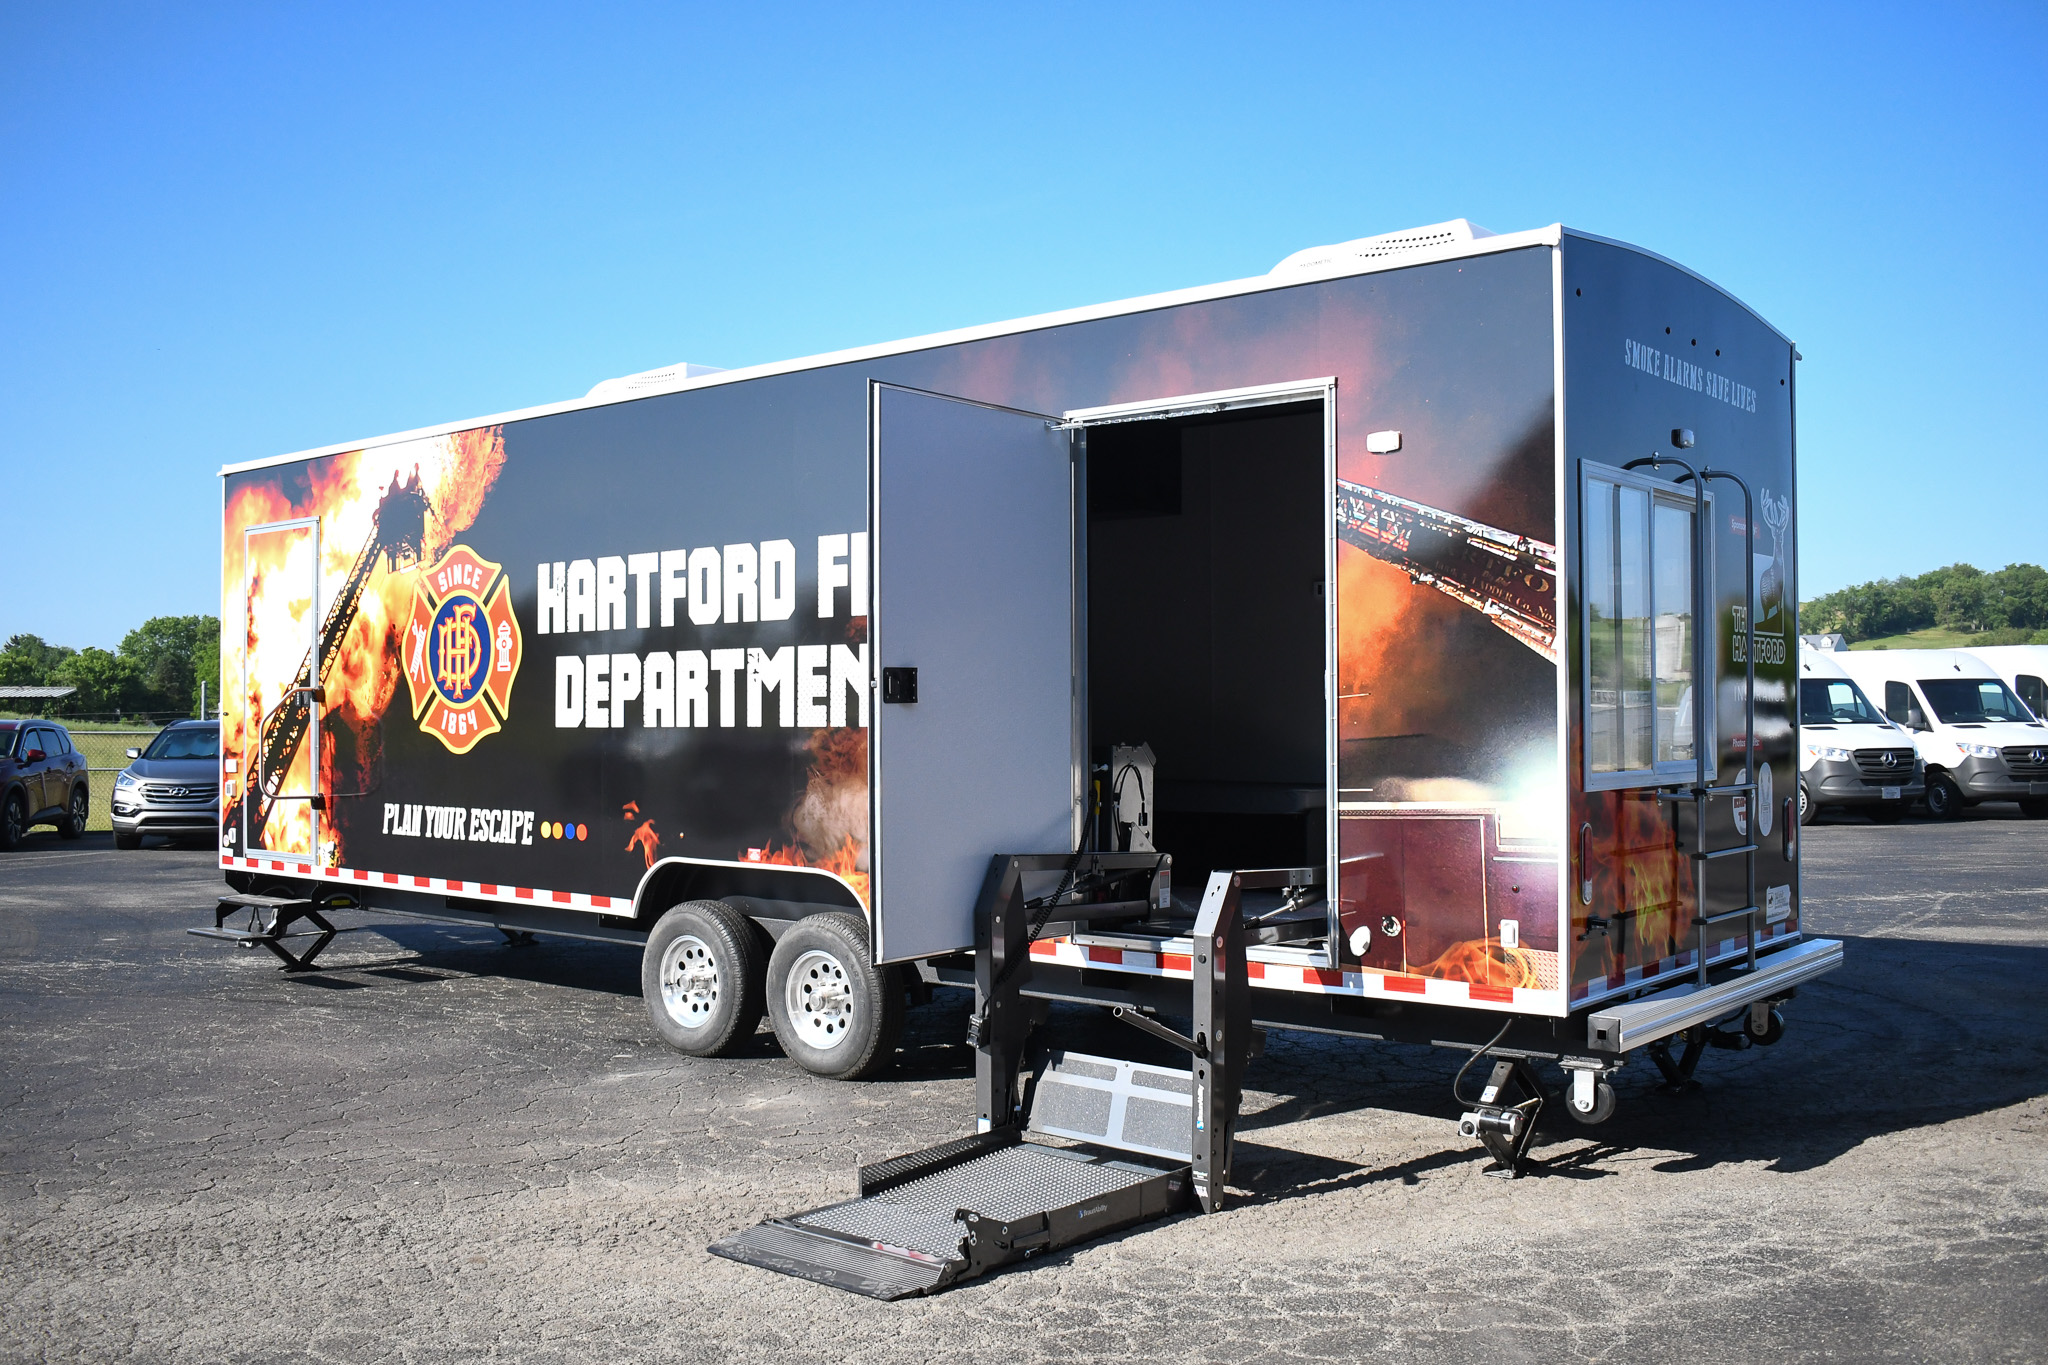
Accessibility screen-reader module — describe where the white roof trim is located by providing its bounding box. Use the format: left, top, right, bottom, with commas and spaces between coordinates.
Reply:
219, 223, 1786, 477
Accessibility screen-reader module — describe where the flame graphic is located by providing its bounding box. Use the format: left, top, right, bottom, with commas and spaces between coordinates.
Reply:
1413, 935, 1544, 989
622, 800, 664, 869
744, 837, 870, 907
749, 725, 869, 903
223, 427, 507, 862
1573, 789, 1694, 986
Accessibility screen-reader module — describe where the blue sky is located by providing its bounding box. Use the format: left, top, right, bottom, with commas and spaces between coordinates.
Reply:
3, 1, 2043, 648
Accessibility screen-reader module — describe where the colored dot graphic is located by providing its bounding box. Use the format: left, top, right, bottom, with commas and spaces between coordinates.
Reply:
539, 821, 586, 841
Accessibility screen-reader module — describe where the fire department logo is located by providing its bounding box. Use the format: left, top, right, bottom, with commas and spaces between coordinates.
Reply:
401, 545, 521, 754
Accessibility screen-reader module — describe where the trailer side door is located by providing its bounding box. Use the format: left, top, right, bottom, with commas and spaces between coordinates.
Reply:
868, 384, 1077, 963
237, 517, 324, 863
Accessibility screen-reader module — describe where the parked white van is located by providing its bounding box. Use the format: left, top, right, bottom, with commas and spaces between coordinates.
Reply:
1831, 649, 2048, 820
1962, 645, 2048, 723
1797, 646, 1923, 824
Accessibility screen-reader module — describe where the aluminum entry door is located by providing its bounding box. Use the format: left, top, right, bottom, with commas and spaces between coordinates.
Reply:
869, 384, 1077, 963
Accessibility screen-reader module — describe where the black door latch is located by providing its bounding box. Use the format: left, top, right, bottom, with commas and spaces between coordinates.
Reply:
881, 667, 918, 704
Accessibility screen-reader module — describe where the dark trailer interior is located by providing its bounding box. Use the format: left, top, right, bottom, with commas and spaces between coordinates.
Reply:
1084, 401, 1329, 907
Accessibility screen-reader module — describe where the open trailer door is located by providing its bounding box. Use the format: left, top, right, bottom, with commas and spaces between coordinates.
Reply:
867, 384, 1078, 964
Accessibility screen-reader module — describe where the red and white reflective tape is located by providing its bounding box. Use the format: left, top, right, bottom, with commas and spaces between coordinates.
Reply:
1030, 934, 1561, 1012
218, 856, 620, 912
1570, 918, 1794, 1004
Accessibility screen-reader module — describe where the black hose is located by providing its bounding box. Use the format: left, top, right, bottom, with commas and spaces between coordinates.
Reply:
1451, 1017, 1517, 1108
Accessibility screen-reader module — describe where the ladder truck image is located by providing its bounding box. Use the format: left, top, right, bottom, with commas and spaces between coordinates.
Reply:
202, 221, 1839, 1296
225, 470, 431, 860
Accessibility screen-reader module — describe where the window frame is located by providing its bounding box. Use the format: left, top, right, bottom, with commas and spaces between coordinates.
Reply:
1579, 459, 1715, 793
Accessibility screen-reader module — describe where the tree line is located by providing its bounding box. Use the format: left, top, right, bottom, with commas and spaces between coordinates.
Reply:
0, 617, 221, 720
1800, 562, 2048, 645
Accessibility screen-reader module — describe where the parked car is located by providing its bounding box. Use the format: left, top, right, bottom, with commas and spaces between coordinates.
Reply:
0, 720, 90, 849
111, 720, 221, 849
1798, 644, 1924, 823
1832, 649, 2048, 819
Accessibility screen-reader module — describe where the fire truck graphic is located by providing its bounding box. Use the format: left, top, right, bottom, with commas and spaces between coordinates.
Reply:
402, 544, 522, 754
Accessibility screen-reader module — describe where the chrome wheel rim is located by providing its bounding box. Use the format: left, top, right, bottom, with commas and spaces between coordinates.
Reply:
658, 933, 721, 1030
785, 947, 854, 1051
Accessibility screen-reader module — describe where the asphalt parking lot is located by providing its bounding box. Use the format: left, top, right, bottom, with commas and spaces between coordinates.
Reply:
3, 809, 2046, 1364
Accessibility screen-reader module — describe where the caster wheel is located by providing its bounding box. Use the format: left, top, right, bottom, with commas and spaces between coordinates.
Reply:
1565, 1078, 1617, 1125
1745, 1005, 1786, 1046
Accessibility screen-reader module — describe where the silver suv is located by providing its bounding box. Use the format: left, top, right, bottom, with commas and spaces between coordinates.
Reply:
111, 721, 221, 849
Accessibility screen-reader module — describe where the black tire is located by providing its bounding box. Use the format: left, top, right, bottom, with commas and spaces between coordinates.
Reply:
1924, 773, 1965, 821
1797, 781, 1818, 826
1565, 1078, 1618, 1125
113, 828, 143, 850
58, 784, 87, 840
1745, 1006, 1787, 1046
0, 791, 25, 851
2020, 799, 2048, 820
1868, 801, 1909, 824
642, 900, 766, 1056
765, 912, 902, 1080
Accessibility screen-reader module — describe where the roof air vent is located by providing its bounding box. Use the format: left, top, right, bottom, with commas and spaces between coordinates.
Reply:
586, 361, 728, 401
1270, 219, 1499, 275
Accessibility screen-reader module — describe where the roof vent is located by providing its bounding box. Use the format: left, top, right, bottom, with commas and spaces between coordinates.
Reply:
586, 361, 727, 401
1270, 219, 1499, 275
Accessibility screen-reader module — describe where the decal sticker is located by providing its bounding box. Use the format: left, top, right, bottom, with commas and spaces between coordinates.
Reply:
403, 544, 522, 754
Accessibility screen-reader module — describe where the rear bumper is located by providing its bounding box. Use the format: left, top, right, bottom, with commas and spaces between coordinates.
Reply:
1587, 937, 1844, 1053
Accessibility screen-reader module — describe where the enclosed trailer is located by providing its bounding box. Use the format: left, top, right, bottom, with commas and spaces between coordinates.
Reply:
207, 220, 1840, 1291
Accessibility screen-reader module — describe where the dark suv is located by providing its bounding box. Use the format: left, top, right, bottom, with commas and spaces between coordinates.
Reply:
0, 720, 90, 849
111, 721, 221, 849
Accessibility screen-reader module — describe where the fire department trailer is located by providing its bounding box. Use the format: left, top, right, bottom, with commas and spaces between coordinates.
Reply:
205, 219, 1839, 1296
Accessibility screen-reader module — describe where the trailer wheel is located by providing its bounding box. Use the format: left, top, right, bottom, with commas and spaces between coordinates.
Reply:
1924, 774, 1965, 821
766, 913, 903, 1080
642, 900, 766, 1057
1564, 1078, 1617, 1125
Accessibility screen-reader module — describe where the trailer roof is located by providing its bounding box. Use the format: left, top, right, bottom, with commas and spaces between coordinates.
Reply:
221, 224, 1793, 477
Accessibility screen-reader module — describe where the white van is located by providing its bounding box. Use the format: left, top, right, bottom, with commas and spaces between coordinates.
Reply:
1831, 649, 2048, 819
1797, 646, 1923, 823
1962, 645, 2048, 722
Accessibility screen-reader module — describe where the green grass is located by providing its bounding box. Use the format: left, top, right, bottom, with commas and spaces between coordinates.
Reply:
1851, 627, 2048, 650
1848, 627, 1985, 651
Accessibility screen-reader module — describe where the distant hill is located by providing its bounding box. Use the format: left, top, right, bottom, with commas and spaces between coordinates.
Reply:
1801, 563, 2048, 648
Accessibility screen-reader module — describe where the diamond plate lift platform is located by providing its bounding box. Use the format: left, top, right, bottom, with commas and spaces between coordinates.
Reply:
710, 856, 1296, 1298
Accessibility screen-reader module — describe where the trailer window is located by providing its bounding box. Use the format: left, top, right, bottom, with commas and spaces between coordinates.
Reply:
1583, 466, 1704, 788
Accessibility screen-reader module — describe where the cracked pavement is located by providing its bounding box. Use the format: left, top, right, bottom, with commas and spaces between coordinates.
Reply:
2, 809, 2045, 1363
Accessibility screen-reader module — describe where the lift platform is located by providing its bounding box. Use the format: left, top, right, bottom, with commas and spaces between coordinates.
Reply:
710, 856, 1286, 1298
